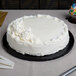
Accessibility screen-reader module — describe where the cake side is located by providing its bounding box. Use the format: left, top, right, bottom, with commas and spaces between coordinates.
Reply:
7, 15, 69, 56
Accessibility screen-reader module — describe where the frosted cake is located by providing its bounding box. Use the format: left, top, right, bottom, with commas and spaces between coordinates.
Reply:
7, 14, 69, 56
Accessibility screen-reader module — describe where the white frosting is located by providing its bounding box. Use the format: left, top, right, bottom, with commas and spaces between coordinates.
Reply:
7, 14, 69, 56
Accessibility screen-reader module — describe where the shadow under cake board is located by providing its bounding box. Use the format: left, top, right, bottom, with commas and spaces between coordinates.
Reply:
2, 31, 74, 61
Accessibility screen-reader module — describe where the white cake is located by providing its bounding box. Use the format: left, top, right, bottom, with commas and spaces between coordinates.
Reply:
7, 14, 69, 56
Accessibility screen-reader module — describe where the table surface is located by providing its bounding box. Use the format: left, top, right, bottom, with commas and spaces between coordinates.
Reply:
0, 10, 76, 76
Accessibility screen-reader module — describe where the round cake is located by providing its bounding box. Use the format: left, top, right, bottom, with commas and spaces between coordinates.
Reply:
7, 14, 69, 56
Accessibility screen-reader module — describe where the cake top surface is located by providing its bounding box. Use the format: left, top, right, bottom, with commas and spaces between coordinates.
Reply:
7, 14, 68, 46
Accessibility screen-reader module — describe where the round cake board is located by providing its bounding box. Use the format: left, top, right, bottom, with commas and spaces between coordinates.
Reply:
67, 16, 76, 24
2, 31, 74, 61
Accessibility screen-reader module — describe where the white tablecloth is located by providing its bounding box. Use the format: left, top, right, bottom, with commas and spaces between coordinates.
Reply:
0, 10, 76, 76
